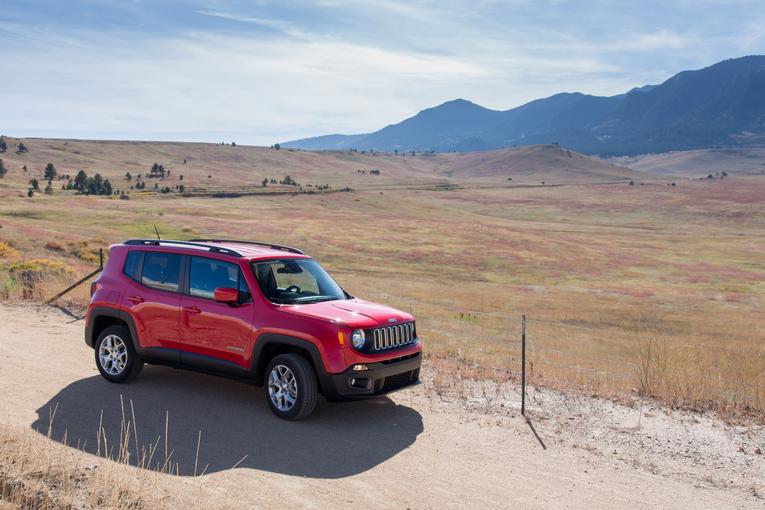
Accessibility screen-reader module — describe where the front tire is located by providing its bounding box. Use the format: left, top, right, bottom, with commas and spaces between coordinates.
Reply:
265, 354, 318, 420
95, 325, 143, 383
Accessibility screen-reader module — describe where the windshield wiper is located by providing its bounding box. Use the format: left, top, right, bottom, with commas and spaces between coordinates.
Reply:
271, 297, 300, 304
295, 296, 338, 304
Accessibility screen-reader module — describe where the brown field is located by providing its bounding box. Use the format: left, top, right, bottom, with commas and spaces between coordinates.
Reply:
1, 138, 763, 421
612, 146, 765, 177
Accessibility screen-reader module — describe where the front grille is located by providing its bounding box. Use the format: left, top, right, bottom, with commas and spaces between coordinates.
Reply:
381, 369, 419, 392
370, 322, 416, 352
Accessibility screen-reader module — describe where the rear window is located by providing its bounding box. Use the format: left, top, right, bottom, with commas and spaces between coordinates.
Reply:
141, 252, 182, 292
123, 251, 142, 281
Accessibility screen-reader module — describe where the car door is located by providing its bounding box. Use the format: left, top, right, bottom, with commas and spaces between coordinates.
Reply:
178, 256, 254, 367
121, 250, 183, 354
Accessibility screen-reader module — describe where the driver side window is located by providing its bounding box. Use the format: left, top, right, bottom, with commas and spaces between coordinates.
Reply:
189, 256, 251, 302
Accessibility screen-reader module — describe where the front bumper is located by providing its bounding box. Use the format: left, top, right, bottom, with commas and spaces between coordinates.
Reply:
321, 351, 422, 401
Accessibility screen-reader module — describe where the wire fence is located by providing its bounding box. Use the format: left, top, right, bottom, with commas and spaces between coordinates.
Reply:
362, 289, 765, 419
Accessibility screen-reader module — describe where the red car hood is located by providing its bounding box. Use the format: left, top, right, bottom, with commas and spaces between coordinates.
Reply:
280, 298, 413, 327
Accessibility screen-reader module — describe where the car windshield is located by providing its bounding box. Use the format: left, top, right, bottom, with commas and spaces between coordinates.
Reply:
251, 258, 346, 304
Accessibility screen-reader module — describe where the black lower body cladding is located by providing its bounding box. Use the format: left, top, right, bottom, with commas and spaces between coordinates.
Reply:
322, 352, 422, 401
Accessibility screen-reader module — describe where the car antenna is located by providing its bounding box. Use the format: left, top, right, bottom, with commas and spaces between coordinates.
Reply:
153, 224, 161, 240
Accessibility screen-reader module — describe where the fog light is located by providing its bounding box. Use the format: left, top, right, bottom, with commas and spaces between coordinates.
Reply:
352, 364, 368, 371
350, 377, 370, 389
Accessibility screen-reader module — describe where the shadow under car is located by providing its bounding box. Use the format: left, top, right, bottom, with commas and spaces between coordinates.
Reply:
32, 365, 424, 478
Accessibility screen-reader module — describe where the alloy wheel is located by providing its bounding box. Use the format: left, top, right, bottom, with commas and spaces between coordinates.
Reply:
98, 335, 128, 376
268, 364, 298, 412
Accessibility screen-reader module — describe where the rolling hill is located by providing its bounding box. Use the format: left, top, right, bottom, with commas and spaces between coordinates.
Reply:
433, 144, 639, 181
614, 147, 765, 177
283, 56, 765, 156
0, 137, 646, 200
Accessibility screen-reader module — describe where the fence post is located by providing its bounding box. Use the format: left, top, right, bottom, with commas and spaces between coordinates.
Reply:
21, 270, 35, 300
521, 314, 526, 416
44, 248, 105, 305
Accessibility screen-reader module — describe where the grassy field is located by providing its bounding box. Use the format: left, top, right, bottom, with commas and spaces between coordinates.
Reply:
612, 146, 765, 177
0, 138, 763, 421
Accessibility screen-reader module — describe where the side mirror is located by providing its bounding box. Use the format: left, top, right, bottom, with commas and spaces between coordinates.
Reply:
214, 287, 239, 304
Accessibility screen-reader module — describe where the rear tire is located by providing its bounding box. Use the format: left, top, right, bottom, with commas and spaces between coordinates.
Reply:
94, 325, 143, 383
265, 353, 318, 420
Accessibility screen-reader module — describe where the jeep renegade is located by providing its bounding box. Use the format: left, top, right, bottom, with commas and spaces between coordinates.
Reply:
85, 239, 422, 420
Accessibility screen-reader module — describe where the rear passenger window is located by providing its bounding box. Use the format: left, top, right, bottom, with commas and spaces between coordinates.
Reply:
141, 252, 182, 292
123, 251, 142, 281
189, 256, 250, 301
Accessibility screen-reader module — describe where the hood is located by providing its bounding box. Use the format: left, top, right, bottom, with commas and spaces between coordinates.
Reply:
280, 298, 413, 328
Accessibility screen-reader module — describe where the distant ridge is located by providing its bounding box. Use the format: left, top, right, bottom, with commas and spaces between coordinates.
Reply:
283, 56, 765, 156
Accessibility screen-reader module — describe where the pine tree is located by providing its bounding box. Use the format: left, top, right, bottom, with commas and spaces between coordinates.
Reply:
0, 137, 7, 153
44, 163, 57, 181
0, 159, 7, 179
30, 178, 40, 190
75, 170, 88, 191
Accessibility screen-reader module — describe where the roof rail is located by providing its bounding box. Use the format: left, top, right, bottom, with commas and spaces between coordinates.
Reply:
189, 239, 305, 255
123, 239, 244, 257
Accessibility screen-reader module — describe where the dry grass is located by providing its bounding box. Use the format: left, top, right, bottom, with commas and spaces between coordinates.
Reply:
0, 139, 763, 422
0, 394, 219, 509
0, 423, 157, 509
612, 147, 765, 177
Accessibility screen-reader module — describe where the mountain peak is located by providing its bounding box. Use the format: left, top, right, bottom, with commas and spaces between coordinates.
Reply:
425, 98, 493, 112
439, 98, 477, 106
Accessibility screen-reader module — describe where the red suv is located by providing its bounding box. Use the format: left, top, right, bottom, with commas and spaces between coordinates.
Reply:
85, 239, 422, 420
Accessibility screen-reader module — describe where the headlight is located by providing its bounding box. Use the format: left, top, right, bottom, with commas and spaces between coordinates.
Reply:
351, 329, 366, 349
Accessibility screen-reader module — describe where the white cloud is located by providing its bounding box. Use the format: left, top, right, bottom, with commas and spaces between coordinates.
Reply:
194, 10, 305, 38
1, 28, 489, 143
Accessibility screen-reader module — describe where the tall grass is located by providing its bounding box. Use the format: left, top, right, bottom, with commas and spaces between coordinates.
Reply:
0, 396, 211, 509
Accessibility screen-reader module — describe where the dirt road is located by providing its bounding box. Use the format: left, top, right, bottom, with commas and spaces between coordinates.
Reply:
0, 304, 760, 509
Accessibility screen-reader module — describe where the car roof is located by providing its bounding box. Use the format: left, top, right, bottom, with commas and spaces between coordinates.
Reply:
121, 239, 310, 261
201, 241, 310, 261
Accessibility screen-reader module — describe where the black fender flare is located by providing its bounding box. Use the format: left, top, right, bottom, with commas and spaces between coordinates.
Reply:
250, 333, 334, 395
85, 306, 141, 351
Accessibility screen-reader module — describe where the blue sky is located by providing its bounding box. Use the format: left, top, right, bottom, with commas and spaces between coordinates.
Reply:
1, 0, 763, 145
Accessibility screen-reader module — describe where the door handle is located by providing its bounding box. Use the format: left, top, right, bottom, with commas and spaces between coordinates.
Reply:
184, 306, 201, 315
127, 295, 144, 304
